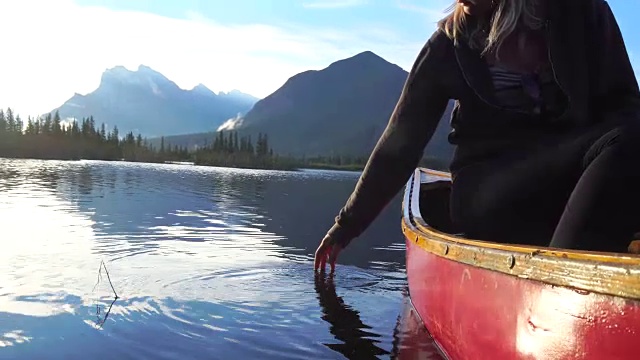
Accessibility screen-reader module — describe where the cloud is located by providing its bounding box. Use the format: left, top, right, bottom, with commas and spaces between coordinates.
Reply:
302, 0, 367, 9
0, 0, 420, 118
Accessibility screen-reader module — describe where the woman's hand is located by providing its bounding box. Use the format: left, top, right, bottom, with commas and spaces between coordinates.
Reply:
314, 234, 345, 274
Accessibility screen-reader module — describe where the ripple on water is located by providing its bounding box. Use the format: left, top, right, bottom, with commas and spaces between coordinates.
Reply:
0, 159, 423, 360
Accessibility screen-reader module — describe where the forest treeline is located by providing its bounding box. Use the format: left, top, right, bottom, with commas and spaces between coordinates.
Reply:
0, 108, 379, 171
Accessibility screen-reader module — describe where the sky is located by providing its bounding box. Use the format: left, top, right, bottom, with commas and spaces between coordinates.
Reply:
0, 0, 638, 118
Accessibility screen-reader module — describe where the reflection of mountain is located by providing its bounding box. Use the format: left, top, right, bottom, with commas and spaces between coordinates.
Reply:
41, 161, 405, 269
0, 159, 444, 358
3, 158, 405, 274
64, 162, 272, 235
0, 293, 133, 359
255, 170, 408, 269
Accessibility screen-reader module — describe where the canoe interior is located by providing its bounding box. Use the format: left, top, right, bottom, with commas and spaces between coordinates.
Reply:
416, 178, 458, 235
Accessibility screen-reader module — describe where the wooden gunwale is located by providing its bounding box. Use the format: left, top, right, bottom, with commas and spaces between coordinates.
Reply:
402, 168, 640, 301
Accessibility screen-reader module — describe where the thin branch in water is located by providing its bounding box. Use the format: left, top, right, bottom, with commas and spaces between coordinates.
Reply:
92, 259, 120, 328
93, 260, 119, 298
96, 297, 118, 329
92, 261, 103, 293
100, 260, 119, 299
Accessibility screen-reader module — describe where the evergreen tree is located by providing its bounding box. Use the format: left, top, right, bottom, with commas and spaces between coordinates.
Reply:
52, 111, 62, 136
0, 107, 304, 170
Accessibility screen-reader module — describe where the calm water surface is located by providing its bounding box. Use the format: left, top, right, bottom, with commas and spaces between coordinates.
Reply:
0, 159, 442, 359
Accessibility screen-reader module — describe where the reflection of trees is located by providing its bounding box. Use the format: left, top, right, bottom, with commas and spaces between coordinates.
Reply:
0, 159, 62, 192
1, 159, 405, 270
77, 164, 95, 196
314, 273, 391, 358
0, 164, 21, 192
43, 163, 277, 249
31, 165, 61, 189
62, 162, 116, 197
0, 160, 431, 357
200, 170, 271, 231
0, 159, 102, 201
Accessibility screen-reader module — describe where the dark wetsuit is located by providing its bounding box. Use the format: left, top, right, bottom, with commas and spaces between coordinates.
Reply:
325, 0, 640, 253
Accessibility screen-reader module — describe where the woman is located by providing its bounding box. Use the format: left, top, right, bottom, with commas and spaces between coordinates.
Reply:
314, 0, 640, 273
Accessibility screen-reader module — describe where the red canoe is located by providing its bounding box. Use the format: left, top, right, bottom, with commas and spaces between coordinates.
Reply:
401, 167, 640, 360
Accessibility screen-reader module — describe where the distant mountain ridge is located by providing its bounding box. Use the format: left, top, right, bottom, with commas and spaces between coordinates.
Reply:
51, 65, 258, 137
158, 51, 455, 163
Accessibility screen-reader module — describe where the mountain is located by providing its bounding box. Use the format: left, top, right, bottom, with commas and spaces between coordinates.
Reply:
51, 65, 258, 137
222, 50, 453, 159
158, 51, 455, 163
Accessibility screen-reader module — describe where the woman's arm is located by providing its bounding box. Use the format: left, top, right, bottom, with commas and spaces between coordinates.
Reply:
592, 0, 640, 122
325, 32, 451, 247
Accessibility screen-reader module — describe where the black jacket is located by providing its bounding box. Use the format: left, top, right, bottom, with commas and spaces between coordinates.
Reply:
327, 0, 640, 245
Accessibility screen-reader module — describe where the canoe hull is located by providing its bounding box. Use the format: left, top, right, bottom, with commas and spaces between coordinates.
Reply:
402, 168, 640, 360
406, 224, 640, 360
391, 290, 447, 360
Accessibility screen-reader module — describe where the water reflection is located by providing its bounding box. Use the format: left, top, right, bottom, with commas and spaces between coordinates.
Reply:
390, 295, 446, 360
314, 273, 391, 358
91, 260, 119, 329
0, 158, 439, 359
94, 296, 118, 329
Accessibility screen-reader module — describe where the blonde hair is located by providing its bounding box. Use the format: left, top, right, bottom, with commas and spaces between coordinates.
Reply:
439, 0, 543, 56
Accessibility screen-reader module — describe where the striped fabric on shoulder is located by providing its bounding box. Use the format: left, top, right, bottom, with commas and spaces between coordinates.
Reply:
488, 64, 559, 116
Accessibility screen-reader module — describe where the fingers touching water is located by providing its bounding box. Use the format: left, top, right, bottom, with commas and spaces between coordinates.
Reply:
314, 235, 343, 274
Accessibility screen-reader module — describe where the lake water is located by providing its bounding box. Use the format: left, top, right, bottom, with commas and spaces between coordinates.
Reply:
0, 159, 443, 359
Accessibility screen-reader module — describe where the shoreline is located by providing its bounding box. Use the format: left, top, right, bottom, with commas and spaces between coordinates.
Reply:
0, 156, 359, 172
0, 156, 450, 173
